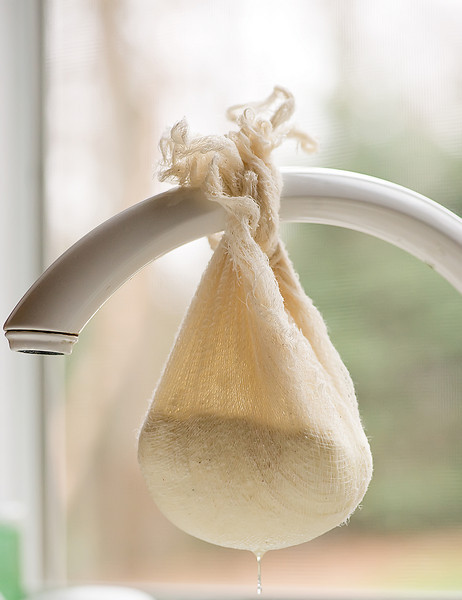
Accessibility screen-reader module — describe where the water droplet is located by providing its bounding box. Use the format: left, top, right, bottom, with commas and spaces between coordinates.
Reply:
255, 552, 263, 595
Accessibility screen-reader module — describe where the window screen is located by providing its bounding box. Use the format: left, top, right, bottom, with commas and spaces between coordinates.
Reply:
45, 0, 462, 595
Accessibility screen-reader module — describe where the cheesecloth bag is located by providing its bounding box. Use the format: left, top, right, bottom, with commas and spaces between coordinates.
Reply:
138, 87, 373, 555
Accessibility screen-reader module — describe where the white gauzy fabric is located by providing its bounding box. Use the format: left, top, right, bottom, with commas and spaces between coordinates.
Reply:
138, 88, 373, 554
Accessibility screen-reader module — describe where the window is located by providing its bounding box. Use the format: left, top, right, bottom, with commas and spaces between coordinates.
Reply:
3, 0, 462, 597
1, 1, 47, 595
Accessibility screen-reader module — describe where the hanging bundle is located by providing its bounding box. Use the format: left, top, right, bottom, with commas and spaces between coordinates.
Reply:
138, 87, 372, 555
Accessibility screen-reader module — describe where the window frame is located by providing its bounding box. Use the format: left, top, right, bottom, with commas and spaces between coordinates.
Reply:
0, 0, 66, 592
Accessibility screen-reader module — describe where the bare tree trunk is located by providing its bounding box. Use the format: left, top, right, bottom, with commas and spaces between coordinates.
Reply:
64, 0, 178, 578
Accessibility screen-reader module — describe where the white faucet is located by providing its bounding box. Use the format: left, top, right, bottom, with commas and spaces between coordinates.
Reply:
4, 168, 462, 355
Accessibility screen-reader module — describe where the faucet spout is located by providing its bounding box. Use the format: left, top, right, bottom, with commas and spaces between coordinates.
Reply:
4, 168, 462, 355
4, 186, 219, 354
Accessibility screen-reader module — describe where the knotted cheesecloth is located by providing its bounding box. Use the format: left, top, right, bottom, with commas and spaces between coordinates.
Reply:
138, 87, 372, 554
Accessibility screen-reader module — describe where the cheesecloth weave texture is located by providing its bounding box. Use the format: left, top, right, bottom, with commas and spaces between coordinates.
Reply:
138, 87, 373, 554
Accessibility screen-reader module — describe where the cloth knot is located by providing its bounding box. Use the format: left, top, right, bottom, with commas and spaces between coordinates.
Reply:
158, 86, 317, 259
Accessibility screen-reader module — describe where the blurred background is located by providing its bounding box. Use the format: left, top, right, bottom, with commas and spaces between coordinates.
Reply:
1, 0, 462, 597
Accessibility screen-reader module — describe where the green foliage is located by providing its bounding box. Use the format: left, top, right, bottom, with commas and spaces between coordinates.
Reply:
0, 524, 23, 600
282, 183, 462, 533
279, 78, 462, 533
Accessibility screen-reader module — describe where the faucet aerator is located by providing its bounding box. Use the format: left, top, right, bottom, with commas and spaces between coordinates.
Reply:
5, 330, 78, 356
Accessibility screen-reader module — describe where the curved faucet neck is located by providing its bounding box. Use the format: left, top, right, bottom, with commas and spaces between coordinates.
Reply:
4, 168, 462, 355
